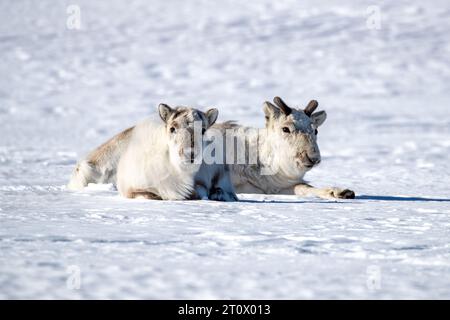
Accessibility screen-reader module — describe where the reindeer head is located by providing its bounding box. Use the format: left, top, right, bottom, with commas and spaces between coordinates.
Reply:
159, 104, 218, 168
263, 96, 327, 176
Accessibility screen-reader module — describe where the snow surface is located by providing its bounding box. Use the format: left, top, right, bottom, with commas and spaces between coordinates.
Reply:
1, 0, 450, 299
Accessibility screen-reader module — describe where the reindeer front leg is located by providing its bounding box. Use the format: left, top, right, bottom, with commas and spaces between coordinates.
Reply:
192, 182, 210, 200
294, 183, 355, 199
209, 168, 239, 202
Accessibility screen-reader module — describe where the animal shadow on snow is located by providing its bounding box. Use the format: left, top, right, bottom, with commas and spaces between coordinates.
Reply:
240, 195, 450, 204
238, 199, 348, 204
357, 195, 450, 202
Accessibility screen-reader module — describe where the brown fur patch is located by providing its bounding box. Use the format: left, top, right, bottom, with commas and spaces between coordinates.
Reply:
212, 121, 238, 130
88, 126, 134, 166
171, 108, 190, 121
126, 188, 161, 200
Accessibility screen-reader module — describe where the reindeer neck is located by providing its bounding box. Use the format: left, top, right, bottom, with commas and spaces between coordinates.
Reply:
227, 126, 302, 189
258, 129, 304, 183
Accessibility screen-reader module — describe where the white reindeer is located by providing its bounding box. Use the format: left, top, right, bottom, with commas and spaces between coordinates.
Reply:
68, 104, 237, 201
212, 96, 355, 199
69, 97, 354, 200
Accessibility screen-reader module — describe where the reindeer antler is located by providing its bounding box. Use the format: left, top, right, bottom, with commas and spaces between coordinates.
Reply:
273, 96, 292, 116
304, 100, 318, 116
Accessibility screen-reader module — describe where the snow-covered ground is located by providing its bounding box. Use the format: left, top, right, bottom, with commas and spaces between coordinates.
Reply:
1, 0, 450, 299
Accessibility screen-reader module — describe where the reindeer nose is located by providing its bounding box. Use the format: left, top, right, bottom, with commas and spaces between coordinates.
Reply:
300, 152, 321, 167
309, 156, 321, 165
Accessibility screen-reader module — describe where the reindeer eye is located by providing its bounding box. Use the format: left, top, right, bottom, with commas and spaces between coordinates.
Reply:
170, 127, 176, 133
282, 127, 290, 133
202, 128, 206, 135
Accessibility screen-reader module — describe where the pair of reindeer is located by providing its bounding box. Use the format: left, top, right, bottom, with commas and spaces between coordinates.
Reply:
68, 96, 355, 201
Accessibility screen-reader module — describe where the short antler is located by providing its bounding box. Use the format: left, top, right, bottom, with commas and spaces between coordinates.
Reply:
273, 96, 292, 116
304, 100, 318, 116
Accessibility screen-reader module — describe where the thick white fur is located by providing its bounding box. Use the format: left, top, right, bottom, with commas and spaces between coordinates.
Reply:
67, 160, 98, 190
212, 100, 355, 199
68, 105, 237, 201
68, 99, 353, 200
116, 117, 199, 200
116, 116, 237, 201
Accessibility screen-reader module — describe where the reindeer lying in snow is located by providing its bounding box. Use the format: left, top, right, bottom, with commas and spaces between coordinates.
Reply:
68, 104, 237, 201
211, 97, 355, 199
68, 97, 354, 200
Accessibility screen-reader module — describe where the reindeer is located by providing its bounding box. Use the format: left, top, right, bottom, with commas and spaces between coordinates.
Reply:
211, 97, 355, 199
69, 97, 354, 200
68, 104, 237, 201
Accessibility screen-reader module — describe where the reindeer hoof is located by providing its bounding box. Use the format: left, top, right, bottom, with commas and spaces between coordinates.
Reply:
209, 188, 225, 201
336, 189, 355, 199
326, 188, 355, 199
209, 188, 238, 202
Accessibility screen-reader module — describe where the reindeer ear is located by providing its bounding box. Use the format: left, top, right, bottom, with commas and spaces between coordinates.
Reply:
263, 101, 280, 120
158, 103, 173, 123
311, 110, 327, 127
205, 108, 219, 127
